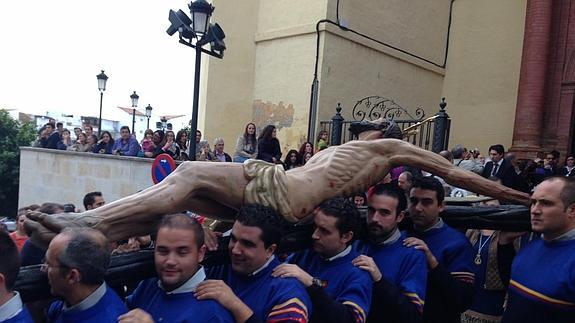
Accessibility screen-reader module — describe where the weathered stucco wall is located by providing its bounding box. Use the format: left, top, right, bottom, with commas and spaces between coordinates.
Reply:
201, 0, 527, 155
200, 0, 260, 151
316, 27, 445, 125
331, 0, 452, 64
201, 0, 452, 153
201, 0, 329, 153
256, 0, 328, 33
316, 0, 451, 127
252, 32, 320, 153
18, 148, 155, 210
441, 0, 526, 153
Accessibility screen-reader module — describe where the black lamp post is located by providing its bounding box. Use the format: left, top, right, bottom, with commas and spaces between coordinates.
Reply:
167, 0, 226, 160
145, 104, 153, 130
130, 91, 139, 135
96, 70, 108, 135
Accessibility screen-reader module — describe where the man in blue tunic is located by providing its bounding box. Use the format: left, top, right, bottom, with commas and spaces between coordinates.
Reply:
403, 177, 475, 323
352, 183, 427, 323
498, 176, 575, 322
44, 228, 127, 323
0, 231, 33, 323
196, 204, 311, 322
273, 198, 372, 323
119, 214, 233, 323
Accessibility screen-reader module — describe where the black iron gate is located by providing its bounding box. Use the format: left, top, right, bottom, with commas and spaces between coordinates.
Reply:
319, 96, 450, 152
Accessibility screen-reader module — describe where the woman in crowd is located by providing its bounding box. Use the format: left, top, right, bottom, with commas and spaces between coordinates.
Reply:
316, 129, 329, 152
297, 141, 314, 165
68, 132, 91, 152
155, 130, 180, 158
561, 154, 575, 177
256, 124, 282, 164
144, 130, 164, 158
9, 211, 28, 252
234, 122, 258, 163
174, 130, 190, 161
73, 127, 82, 143
86, 134, 99, 153
283, 149, 300, 170
140, 129, 154, 157
57, 129, 73, 150
196, 141, 216, 161
92, 131, 114, 154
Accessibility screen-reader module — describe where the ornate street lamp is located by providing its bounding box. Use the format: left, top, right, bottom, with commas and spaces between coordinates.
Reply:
96, 70, 108, 135
130, 91, 139, 107
145, 104, 153, 130
167, 0, 226, 160
130, 91, 139, 135
190, 0, 213, 36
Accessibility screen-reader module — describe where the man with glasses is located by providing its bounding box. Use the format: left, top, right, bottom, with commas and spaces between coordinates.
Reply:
112, 126, 141, 157
43, 228, 127, 322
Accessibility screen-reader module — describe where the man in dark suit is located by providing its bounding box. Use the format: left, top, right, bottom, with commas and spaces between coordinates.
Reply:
560, 155, 575, 177
40, 122, 61, 149
482, 144, 519, 190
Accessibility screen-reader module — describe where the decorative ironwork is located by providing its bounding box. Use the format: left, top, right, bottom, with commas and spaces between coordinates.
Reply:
320, 98, 450, 152
352, 96, 425, 121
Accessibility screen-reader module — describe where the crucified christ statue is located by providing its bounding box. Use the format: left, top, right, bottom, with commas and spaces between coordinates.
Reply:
25, 119, 530, 246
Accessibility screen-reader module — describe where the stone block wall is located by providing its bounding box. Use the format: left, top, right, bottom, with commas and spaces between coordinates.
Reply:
19, 147, 157, 210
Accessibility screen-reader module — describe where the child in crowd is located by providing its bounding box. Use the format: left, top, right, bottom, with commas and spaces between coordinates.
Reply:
316, 130, 329, 152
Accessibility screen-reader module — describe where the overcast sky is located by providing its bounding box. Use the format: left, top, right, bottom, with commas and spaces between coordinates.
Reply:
0, 0, 199, 125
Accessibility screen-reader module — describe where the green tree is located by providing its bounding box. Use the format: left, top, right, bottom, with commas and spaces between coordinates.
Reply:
0, 110, 36, 218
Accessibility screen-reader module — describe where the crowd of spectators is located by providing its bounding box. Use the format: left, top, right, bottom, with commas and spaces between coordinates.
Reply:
430, 144, 575, 197
33, 121, 332, 170
6, 126, 575, 323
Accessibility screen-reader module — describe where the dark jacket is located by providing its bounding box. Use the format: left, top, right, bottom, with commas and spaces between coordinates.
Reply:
41, 132, 60, 149
560, 166, 575, 177
481, 159, 518, 190
257, 138, 282, 163
154, 144, 180, 159
93, 141, 115, 154
213, 152, 232, 162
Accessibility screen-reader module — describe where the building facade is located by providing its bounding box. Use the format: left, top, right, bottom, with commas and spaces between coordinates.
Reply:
198, 0, 574, 159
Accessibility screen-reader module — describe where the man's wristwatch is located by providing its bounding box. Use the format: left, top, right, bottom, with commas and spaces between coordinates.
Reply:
311, 277, 323, 288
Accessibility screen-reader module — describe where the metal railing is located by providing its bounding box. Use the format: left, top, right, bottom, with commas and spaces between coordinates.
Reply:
319, 97, 450, 152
